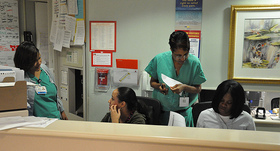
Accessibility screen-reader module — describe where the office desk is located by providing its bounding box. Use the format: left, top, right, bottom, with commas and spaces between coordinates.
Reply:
0, 120, 280, 151
254, 116, 280, 132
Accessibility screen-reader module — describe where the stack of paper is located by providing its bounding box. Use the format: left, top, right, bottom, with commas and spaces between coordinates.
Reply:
0, 116, 57, 131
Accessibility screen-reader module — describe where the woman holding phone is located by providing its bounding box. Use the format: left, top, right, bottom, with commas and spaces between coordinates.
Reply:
101, 87, 146, 124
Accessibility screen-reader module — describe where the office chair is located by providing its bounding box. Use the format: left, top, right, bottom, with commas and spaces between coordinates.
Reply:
192, 101, 212, 127
192, 101, 251, 127
271, 97, 280, 110
137, 96, 162, 125
242, 104, 251, 114
199, 89, 215, 102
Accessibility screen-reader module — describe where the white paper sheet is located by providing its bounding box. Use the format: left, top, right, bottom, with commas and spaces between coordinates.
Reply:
50, 20, 58, 43
23, 118, 57, 128
62, 30, 71, 48
168, 111, 186, 127
74, 19, 85, 45
53, 27, 64, 52
67, 0, 78, 15
92, 52, 111, 66
161, 73, 182, 87
0, 116, 56, 131
65, 15, 76, 41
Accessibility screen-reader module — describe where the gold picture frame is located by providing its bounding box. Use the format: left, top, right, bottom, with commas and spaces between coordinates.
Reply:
228, 5, 280, 84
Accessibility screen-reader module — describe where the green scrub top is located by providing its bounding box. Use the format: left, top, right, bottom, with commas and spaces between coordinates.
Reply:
29, 69, 60, 119
145, 51, 206, 126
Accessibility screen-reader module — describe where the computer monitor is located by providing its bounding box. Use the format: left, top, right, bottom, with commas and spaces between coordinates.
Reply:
246, 91, 261, 107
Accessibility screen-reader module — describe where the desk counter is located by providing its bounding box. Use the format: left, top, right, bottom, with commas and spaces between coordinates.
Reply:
1, 120, 280, 151
254, 116, 280, 132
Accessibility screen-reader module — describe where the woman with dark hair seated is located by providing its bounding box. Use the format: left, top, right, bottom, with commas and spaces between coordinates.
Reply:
197, 80, 255, 130
101, 87, 146, 124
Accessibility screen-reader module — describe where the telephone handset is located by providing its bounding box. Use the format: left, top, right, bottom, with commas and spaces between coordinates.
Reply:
24, 31, 33, 42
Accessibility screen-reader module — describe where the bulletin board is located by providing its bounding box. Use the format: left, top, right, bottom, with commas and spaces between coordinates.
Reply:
0, 0, 19, 66
50, 0, 86, 51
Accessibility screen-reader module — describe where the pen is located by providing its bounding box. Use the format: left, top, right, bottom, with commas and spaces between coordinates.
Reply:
160, 83, 166, 89
160, 83, 166, 95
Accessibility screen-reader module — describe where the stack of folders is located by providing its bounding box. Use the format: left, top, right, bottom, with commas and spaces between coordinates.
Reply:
0, 65, 24, 82
0, 66, 27, 118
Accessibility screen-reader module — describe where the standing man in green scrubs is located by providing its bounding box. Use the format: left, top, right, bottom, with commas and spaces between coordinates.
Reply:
145, 31, 206, 126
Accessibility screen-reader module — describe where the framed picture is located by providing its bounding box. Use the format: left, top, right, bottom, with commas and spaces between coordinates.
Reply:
89, 21, 116, 52
228, 5, 280, 84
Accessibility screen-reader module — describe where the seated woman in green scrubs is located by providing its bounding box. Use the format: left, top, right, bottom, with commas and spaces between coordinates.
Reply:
145, 31, 206, 127
14, 41, 68, 120
101, 87, 146, 124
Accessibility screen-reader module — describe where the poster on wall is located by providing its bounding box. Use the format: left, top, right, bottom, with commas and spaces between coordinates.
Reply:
0, 0, 19, 66
90, 21, 116, 52
176, 30, 201, 58
175, 0, 202, 58
91, 51, 113, 67
175, 0, 203, 30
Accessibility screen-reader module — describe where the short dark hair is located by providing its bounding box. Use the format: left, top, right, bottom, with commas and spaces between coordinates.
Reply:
117, 87, 138, 112
212, 80, 245, 119
169, 31, 190, 52
13, 41, 39, 72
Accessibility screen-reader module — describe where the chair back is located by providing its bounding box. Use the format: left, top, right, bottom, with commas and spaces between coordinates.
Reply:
137, 96, 162, 125
192, 101, 212, 127
271, 97, 280, 110
243, 104, 251, 114
199, 89, 215, 102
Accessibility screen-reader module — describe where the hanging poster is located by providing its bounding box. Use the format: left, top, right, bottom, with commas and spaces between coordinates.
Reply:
90, 21, 116, 52
91, 51, 113, 67
176, 30, 201, 58
175, 0, 203, 30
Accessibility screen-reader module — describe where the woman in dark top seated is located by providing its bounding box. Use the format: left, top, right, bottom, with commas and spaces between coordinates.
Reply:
101, 87, 146, 124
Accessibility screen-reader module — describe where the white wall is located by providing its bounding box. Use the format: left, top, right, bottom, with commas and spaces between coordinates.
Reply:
85, 0, 280, 122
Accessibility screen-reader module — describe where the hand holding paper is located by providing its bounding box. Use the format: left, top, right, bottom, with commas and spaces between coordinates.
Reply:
170, 84, 186, 94
161, 73, 182, 87
161, 74, 184, 95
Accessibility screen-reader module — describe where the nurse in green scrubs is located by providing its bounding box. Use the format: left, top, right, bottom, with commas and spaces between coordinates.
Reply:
145, 31, 206, 126
14, 41, 68, 120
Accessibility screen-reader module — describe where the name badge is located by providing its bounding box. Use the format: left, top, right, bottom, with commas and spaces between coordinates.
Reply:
179, 97, 189, 107
35, 85, 47, 94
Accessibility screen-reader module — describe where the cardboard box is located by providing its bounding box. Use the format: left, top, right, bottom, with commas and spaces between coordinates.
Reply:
0, 79, 27, 111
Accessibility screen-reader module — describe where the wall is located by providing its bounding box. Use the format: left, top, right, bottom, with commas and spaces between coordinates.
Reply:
86, 0, 280, 122
200, 0, 280, 91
